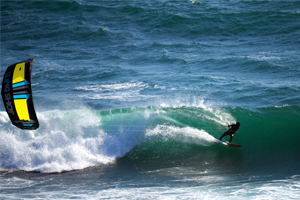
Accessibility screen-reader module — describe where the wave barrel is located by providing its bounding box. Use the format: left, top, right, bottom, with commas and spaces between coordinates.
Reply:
1, 58, 39, 130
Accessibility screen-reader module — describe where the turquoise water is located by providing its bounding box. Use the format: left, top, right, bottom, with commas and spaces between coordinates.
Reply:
1, 1, 300, 199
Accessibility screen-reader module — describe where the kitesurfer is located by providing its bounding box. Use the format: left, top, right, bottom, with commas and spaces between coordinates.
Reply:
219, 122, 241, 143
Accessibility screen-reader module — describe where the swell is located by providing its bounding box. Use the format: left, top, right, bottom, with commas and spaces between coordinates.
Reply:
2, 1, 299, 41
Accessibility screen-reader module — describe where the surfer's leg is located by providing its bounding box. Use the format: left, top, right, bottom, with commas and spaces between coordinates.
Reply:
229, 135, 233, 143
219, 130, 230, 141
219, 133, 225, 141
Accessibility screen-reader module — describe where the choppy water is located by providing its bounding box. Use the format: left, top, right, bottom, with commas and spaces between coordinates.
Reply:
1, 0, 300, 199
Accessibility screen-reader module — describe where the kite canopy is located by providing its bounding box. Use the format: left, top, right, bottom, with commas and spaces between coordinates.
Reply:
1, 58, 39, 130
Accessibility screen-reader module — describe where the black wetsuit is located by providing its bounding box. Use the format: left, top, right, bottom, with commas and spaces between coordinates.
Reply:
219, 123, 240, 143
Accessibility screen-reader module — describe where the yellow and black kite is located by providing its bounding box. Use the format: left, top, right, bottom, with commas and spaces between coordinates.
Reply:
1, 58, 39, 130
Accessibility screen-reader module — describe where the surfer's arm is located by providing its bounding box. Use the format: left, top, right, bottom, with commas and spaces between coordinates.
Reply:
228, 124, 237, 129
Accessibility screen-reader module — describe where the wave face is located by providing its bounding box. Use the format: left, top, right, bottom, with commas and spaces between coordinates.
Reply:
1, 105, 299, 173
123, 105, 300, 175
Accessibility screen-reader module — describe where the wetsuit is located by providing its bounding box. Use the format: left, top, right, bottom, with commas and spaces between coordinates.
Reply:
219, 123, 240, 143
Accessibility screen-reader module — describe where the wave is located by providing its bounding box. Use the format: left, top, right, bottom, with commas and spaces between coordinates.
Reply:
1, 104, 299, 173
0, 103, 231, 173
121, 106, 300, 175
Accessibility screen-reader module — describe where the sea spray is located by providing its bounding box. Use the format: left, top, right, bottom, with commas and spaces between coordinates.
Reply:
145, 125, 216, 146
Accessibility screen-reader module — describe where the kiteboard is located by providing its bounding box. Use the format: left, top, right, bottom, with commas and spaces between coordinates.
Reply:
214, 139, 242, 147
226, 143, 242, 147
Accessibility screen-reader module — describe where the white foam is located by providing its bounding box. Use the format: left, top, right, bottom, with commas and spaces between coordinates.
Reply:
198, 106, 235, 126
91, 187, 220, 200
0, 130, 114, 173
75, 81, 155, 102
154, 85, 166, 89
2, 173, 298, 199
146, 125, 216, 146
0, 176, 36, 190
230, 178, 300, 199
0, 109, 138, 173
79, 91, 141, 101
159, 97, 236, 126
0, 111, 10, 124
275, 105, 290, 108
75, 82, 148, 92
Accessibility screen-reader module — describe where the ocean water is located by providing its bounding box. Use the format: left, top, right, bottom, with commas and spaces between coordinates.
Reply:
1, 0, 300, 199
